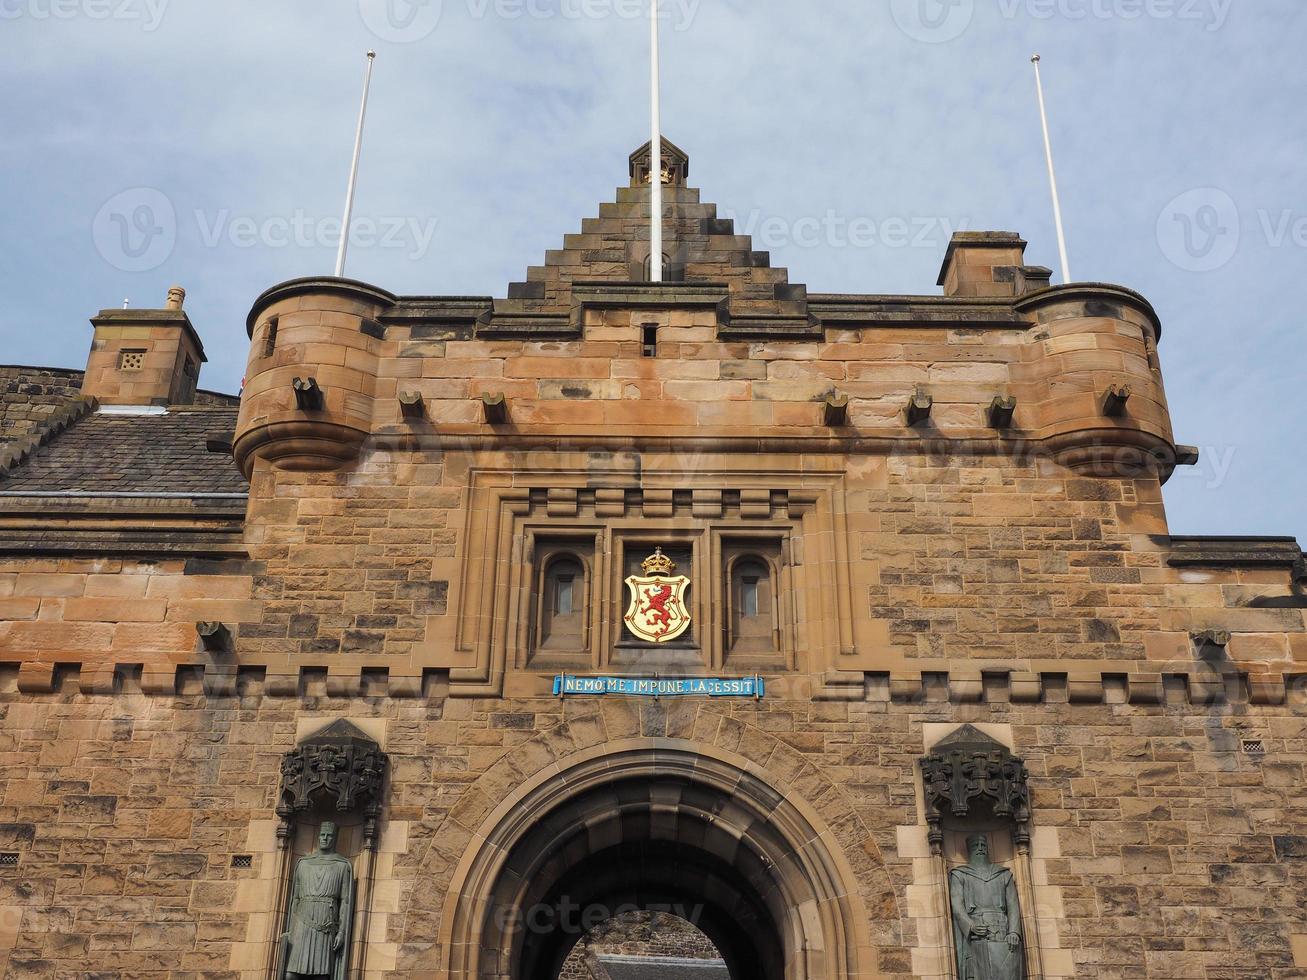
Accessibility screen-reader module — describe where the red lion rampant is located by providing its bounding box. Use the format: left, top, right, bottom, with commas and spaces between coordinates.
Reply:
640, 585, 676, 637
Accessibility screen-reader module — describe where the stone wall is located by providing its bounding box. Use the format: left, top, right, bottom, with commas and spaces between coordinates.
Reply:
0, 685, 1304, 978
557, 911, 723, 979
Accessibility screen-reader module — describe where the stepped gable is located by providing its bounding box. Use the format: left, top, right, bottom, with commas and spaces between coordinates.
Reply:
480, 138, 818, 340
0, 406, 247, 495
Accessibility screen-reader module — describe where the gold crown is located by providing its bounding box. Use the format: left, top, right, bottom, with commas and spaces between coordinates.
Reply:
640, 548, 676, 576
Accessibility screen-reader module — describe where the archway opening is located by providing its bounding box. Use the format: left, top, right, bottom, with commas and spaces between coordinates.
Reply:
445, 748, 870, 980
522, 837, 782, 980
558, 908, 728, 979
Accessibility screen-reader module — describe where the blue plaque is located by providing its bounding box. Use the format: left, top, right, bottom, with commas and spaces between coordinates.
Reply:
552, 674, 765, 699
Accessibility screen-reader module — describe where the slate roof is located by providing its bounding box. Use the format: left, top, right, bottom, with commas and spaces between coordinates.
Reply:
0, 407, 247, 495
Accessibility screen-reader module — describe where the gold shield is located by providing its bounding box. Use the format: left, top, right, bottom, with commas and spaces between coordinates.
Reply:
623, 548, 692, 643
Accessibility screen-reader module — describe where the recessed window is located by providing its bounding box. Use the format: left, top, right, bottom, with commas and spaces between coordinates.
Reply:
263, 316, 279, 358
554, 574, 575, 615
538, 554, 587, 655
641, 324, 658, 358
118, 349, 146, 371
741, 575, 760, 617
730, 558, 773, 654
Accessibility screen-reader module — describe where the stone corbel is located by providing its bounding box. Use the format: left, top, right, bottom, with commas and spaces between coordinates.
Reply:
823, 392, 850, 427
1102, 383, 1131, 417
482, 391, 509, 424
905, 386, 933, 426
292, 376, 324, 411
988, 395, 1017, 428
399, 390, 426, 420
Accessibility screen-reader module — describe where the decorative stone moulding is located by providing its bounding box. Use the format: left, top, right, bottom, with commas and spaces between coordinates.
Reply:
919, 725, 1032, 853
276, 719, 389, 852
233, 277, 395, 477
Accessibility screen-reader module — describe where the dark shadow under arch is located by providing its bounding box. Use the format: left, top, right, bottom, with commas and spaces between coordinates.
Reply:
535, 841, 778, 980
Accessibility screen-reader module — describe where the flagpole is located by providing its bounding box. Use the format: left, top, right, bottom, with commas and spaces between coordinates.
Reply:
1032, 54, 1071, 284
649, 0, 663, 283
335, 50, 377, 279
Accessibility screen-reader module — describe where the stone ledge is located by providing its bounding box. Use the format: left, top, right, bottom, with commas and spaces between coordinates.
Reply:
1166, 534, 1303, 568
2, 662, 1299, 707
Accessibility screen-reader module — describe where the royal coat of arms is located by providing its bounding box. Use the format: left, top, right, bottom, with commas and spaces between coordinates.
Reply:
623, 548, 692, 643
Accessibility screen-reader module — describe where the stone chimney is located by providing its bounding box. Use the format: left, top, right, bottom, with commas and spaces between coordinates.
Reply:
937, 232, 1053, 298
82, 286, 206, 406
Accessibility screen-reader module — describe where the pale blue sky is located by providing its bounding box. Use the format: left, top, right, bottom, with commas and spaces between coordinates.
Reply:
1, 0, 1303, 540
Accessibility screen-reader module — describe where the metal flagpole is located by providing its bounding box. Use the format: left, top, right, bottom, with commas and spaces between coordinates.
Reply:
335, 50, 377, 279
1032, 55, 1072, 285
649, 0, 663, 283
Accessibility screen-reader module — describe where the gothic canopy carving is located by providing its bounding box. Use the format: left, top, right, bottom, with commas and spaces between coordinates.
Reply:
278, 720, 388, 818
919, 725, 1031, 850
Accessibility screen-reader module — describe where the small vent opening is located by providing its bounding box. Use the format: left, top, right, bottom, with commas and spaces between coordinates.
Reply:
231, 854, 253, 869
119, 349, 146, 372
1241, 739, 1266, 756
641, 324, 658, 358
0, 853, 18, 867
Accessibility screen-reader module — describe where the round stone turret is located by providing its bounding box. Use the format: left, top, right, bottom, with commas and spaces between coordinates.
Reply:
1015, 283, 1177, 477
233, 277, 395, 477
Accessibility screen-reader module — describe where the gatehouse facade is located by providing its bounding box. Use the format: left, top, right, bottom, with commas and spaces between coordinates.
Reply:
1, 142, 1305, 979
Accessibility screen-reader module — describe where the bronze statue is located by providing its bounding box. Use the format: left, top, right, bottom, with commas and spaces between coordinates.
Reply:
281, 821, 354, 980
949, 834, 1023, 980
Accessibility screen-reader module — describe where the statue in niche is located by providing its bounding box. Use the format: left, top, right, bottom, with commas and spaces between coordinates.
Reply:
281, 821, 354, 980
949, 834, 1023, 980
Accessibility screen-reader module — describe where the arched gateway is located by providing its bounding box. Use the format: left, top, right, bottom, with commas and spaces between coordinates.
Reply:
438, 744, 879, 980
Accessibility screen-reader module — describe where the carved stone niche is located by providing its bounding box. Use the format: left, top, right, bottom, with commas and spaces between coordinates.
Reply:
269, 721, 390, 980
276, 720, 389, 852
920, 726, 1038, 980
920, 725, 1032, 854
